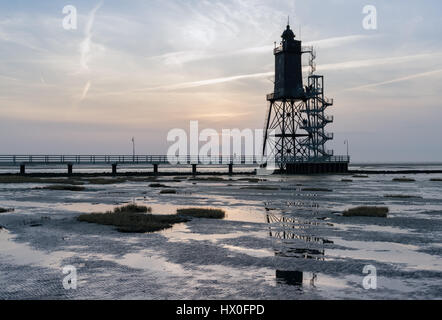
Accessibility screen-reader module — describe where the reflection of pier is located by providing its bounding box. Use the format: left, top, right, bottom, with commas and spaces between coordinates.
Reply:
266, 213, 329, 260
275, 270, 317, 287
266, 212, 333, 287
264, 197, 322, 219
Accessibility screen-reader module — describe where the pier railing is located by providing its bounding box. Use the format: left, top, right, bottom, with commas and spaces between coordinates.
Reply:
0, 155, 350, 166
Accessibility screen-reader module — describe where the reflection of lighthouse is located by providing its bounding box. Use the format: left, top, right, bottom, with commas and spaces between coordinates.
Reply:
265, 208, 330, 288
263, 22, 349, 174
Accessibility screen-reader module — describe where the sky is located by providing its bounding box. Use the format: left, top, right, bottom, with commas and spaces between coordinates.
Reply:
0, 0, 441, 162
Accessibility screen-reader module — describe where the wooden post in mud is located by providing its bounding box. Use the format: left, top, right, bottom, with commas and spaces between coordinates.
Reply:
19, 164, 25, 175
153, 164, 158, 175
112, 163, 117, 175
192, 164, 197, 175
228, 164, 233, 175
67, 163, 73, 175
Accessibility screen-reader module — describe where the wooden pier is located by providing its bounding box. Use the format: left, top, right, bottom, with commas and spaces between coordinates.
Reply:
0, 155, 350, 175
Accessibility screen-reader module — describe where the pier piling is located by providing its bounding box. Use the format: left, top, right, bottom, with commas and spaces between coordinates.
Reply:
67, 163, 73, 175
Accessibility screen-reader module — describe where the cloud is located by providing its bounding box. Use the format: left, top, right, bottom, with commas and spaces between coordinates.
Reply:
148, 50, 207, 65
0, 28, 48, 53
192, 112, 251, 119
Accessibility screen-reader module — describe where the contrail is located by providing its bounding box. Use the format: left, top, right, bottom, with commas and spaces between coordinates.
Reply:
318, 53, 440, 72
346, 69, 442, 91
78, 2, 102, 103
94, 52, 440, 96
142, 72, 273, 91
80, 1, 103, 70
80, 81, 91, 101
305, 34, 371, 49
0, 74, 18, 81
149, 34, 372, 65
140, 53, 440, 91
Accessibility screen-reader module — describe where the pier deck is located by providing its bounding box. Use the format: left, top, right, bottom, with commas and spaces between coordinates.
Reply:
0, 155, 350, 175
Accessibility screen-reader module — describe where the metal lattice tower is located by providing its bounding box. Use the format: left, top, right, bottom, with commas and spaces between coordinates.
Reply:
263, 23, 336, 172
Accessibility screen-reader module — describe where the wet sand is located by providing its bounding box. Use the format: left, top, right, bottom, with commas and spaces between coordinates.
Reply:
0, 170, 441, 299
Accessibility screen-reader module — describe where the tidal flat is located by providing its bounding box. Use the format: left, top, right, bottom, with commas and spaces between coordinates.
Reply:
0, 165, 441, 299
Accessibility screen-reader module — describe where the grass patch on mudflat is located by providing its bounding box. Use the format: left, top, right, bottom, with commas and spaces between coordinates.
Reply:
392, 177, 415, 182
302, 187, 333, 192
82, 178, 127, 185
176, 208, 225, 219
78, 204, 188, 233
240, 186, 279, 191
160, 189, 177, 194
384, 194, 422, 199
0, 176, 84, 185
236, 178, 266, 183
352, 175, 369, 178
148, 183, 169, 188
341, 179, 353, 182
0, 207, 14, 213
189, 177, 228, 182
113, 203, 151, 213
343, 206, 389, 217
37, 185, 86, 191
430, 178, 442, 182
125, 176, 158, 182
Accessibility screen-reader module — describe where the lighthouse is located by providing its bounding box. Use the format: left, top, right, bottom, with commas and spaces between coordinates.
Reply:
263, 23, 349, 173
